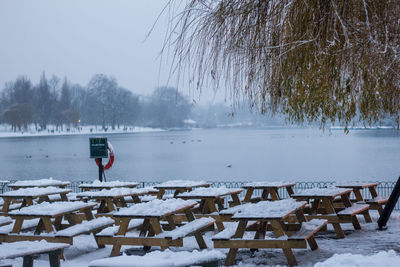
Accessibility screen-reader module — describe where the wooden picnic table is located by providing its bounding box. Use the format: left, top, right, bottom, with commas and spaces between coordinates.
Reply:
292, 187, 370, 238
76, 188, 156, 213
154, 180, 211, 199
213, 199, 327, 266
7, 201, 97, 236
0, 187, 71, 213
97, 198, 212, 257
8, 179, 70, 190
242, 181, 296, 202
79, 181, 139, 192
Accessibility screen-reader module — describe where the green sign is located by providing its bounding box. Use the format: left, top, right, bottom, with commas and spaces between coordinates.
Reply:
89, 137, 108, 158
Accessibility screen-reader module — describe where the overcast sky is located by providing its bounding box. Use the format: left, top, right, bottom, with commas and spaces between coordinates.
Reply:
0, 0, 225, 103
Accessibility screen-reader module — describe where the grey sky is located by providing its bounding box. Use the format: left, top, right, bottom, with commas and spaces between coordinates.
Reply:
0, 0, 224, 103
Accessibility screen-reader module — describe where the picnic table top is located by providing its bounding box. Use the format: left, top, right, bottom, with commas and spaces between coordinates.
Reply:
229, 199, 307, 220
335, 182, 379, 189
291, 187, 352, 198
79, 180, 139, 189
76, 188, 157, 198
242, 181, 296, 189
113, 198, 198, 218
176, 187, 243, 198
8, 201, 96, 217
154, 180, 211, 189
8, 178, 70, 188
0, 187, 71, 198
0, 240, 69, 259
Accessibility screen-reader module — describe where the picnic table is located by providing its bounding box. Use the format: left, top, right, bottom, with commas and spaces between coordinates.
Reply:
292, 187, 370, 238
76, 188, 157, 213
212, 198, 327, 266
97, 198, 214, 257
0, 187, 71, 213
8, 178, 70, 190
154, 180, 211, 199
242, 181, 296, 202
336, 182, 388, 215
79, 181, 140, 191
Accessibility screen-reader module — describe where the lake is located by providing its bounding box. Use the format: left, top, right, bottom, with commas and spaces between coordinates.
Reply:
0, 127, 399, 182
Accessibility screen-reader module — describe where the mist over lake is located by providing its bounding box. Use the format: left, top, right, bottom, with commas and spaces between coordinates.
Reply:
1, 127, 399, 182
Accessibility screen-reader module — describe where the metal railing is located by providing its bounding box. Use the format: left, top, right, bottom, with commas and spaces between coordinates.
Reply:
0, 180, 398, 209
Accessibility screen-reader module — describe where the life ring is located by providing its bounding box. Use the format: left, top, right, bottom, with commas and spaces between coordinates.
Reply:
95, 141, 114, 170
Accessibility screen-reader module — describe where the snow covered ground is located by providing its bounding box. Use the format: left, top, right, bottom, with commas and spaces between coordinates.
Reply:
1, 211, 400, 266
0, 125, 164, 138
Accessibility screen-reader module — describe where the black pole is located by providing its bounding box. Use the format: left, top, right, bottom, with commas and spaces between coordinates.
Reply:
377, 176, 400, 229
98, 158, 103, 182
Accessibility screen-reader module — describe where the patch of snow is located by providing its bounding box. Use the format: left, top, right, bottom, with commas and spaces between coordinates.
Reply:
177, 187, 242, 197
155, 180, 210, 188
8, 201, 94, 216
79, 180, 139, 188
97, 219, 144, 236
157, 217, 215, 239
1, 186, 70, 197
8, 178, 70, 187
314, 250, 400, 267
243, 181, 295, 187
55, 217, 114, 237
77, 188, 153, 198
0, 240, 69, 259
292, 187, 350, 197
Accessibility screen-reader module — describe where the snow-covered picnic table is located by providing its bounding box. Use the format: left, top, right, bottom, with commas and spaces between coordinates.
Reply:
8, 178, 70, 189
0, 187, 71, 213
96, 198, 213, 257
79, 180, 140, 191
76, 188, 158, 213
292, 187, 370, 238
241, 181, 296, 202
212, 198, 327, 266
154, 180, 211, 199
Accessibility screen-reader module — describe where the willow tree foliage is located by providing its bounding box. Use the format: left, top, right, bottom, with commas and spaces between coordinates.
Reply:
164, 0, 400, 128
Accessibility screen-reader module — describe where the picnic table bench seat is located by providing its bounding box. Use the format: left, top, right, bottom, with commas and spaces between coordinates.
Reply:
362, 196, 389, 215
0, 240, 69, 267
0, 217, 12, 227
156, 217, 215, 240
89, 249, 225, 267
96, 219, 144, 236
212, 221, 259, 240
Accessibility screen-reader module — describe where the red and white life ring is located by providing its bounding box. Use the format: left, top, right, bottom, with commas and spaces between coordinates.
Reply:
95, 141, 114, 170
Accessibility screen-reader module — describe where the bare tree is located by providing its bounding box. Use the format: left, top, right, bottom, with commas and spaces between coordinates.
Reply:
164, 0, 400, 130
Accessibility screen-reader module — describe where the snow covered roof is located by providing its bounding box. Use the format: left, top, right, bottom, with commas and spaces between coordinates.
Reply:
242, 181, 296, 188
114, 199, 197, 217
176, 187, 242, 198
8, 201, 95, 216
292, 187, 352, 197
79, 180, 139, 188
154, 180, 210, 189
8, 178, 70, 188
231, 199, 307, 219
0, 186, 71, 197
77, 188, 154, 198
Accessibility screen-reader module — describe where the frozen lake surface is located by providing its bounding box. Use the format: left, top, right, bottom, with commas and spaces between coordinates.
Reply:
1, 127, 399, 182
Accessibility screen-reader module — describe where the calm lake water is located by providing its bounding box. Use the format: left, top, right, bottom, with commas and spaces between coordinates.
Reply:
0, 128, 399, 182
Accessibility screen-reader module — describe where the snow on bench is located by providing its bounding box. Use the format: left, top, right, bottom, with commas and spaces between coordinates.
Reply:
288, 219, 328, 240
365, 196, 389, 204
96, 219, 144, 236
337, 204, 369, 216
0, 217, 12, 227
0, 218, 40, 234
219, 203, 253, 215
79, 180, 139, 189
157, 217, 215, 239
243, 181, 296, 187
0, 186, 70, 198
155, 180, 210, 188
55, 217, 114, 237
8, 178, 70, 188
212, 221, 258, 240
292, 187, 351, 197
88, 249, 225, 267
0, 240, 69, 259
77, 188, 152, 198
8, 201, 95, 216
114, 199, 197, 217
177, 187, 242, 197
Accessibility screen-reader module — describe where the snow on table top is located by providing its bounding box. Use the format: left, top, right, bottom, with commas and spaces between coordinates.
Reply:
0, 240, 69, 259
88, 249, 225, 267
176, 187, 242, 198
292, 187, 351, 197
232, 199, 307, 219
335, 182, 378, 188
157, 217, 215, 239
79, 180, 139, 188
77, 188, 153, 198
8, 201, 95, 216
243, 181, 296, 188
154, 180, 210, 188
8, 178, 70, 187
314, 250, 400, 267
0, 186, 70, 197
114, 199, 197, 217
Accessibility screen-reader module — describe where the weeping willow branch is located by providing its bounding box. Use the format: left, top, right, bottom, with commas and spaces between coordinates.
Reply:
164, 0, 400, 129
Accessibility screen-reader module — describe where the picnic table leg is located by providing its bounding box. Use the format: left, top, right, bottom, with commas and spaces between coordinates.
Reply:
353, 189, 364, 202
149, 218, 168, 250
60, 193, 68, 201
369, 187, 379, 198
184, 209, 208, 249
243, 188, 254, 202
98, 200, 106, 213
42, 217, 54, 233
206, 199, 224, 230
225, 219, 248, 266
215, 198, 224, 211
139, 219, 151, 251
22, 255, 34, 267
261, 189, 269, 200
321, 198, 345, 238
25, 198, 34, 206
110, 218, 131, 257
54, 216, 63, 230
83, 208, 94, 221
48, 249, 63, 267
2, 198, 11, 213
166, 214, 177, 229
11, 218, 24, 233
157, 189, 165, 199
270, 220, 298, 266
270, 189, 280, 201
251, 220, 267, 252
132, 195, 141, 203
286, 186, 295, 196
231, 194, 241, 206
106, 198, 116, 212
311, 199, 320, 214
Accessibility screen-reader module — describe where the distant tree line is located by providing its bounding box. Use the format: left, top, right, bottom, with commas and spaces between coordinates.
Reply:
0, 72, 191, 131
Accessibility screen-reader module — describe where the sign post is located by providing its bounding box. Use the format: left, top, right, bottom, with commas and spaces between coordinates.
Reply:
89, 137, 108, 182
